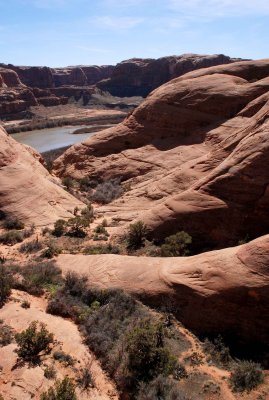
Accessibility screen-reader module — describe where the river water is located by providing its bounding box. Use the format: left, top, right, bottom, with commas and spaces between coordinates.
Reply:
12, 125, 99, 153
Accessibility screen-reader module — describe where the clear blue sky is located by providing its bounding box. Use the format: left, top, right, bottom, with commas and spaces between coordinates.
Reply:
0, 0, 268, 67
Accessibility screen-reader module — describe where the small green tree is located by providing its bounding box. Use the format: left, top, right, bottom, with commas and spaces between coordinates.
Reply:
15, 321, 54, 361
127, 319, 176, 383
40, 376, 77, 400
0, 265, 12, 307
230, 361, 264, 392
127, 221, 148, 249
161, 231, 192, 257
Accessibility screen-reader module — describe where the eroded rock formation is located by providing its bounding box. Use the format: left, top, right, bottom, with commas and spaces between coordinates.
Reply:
0, 126, 83, 226
53, 59, 269, 247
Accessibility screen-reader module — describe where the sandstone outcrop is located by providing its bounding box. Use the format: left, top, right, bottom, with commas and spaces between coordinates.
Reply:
97, 53, 240, 97
53, 59, 269, 247
57, 235, 269, 349
0, 126, 83, 226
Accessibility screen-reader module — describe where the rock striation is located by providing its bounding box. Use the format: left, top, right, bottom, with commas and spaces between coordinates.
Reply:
0, 126, 83, 226
53, 59, 269, 247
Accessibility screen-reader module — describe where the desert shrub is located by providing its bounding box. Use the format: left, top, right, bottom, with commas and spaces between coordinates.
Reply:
173, 363, 188, 380
52, 220, 66, 237
53, 351, 75, 366
137, 375, 187, 400
90, 178, 123, 204
42, 242, 61, 259
127, 221, 148, 250
64, 271, 88, 296
83, 244, 120, 255
77, 366, 95, 390
67, 216, 89, 238
203, 336, 232, 367
0, 230, 24, 245
3, 217, 24, 230
40, 377, 77, 400
0, 265, 12, 307
0, 321, 14, 346
21, 300, 31, 309
79, 176, 98, 191
44, 364, 57, 380
229, 361, 264, 392
161, 231, 192, 257
20, 239, 42, 253
15, 321, 54, 361
13, 261, 62, 296
94, 224, 109, 236
126, 319, 177, 383
62, 176, 75, 191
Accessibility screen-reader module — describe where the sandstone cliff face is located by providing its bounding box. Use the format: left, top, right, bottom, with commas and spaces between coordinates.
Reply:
53, 59, 269, 247
97, 53, 239, 97
10, 65, 54, 88
0, 126, 83, 226
57, 234, 269, 348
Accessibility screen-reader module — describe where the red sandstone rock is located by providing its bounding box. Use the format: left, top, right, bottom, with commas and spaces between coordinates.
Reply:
97, 53, 241, 97
0, 126, 83, 226
56, 235, 269, 347
53, 59, 269, 247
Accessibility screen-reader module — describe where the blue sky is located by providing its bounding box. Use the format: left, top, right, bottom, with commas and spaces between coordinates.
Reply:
0, 0, 268, 67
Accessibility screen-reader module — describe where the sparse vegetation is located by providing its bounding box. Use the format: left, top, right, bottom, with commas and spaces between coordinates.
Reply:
90, 178, 123, 204
53, 351, 75, 366
12, 261, 62, 296
0, 321, 14, 346
62, 176, 75, 191
20, 239, 43, 253
40, 376, 77, 400
127, 221, 148, 250
15, 321, 54, 361
21, 300, 31, 309
229, 360, 264, 392
77, 366, 95, 390
41, 241, 61, 259
203, 335, 232, 367
0, 264, 12, 307
44, 364, 57, 380
161, 231, 192, 257
83, 243, 120, 255
3, 217, 25, 230
137, 375, 188, 400
0, 230, 24, 245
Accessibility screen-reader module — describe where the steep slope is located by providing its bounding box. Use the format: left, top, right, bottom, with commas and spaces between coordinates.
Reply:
57, 235, 269, 349
53, 59, 269, 247
0, 126, 83, 226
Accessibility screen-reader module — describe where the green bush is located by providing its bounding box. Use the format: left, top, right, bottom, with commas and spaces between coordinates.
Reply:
127, 319, 177, 383
3, 217, 24, 230
161, 231, 192, 257
15, 321, 54, 361
52, 219, 66, 237
77, 367, 95, 389
230, 360, 264, 392
0, 321, 14, 346
40, 377, 77, 400
203, 336, 232, 367
62, 176, 75, 191
0, 265, 12, 307
42, 242, 61, 259
0, 230, 24, 245
64, 271, 88, 297
127, 221, 148, 250
53, 351, 75, 366
83, 244, 120, 255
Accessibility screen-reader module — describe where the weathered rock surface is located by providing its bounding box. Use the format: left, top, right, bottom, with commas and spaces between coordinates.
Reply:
97, 53, 240, 97
53, 59, 269, 247
57, 235, 269, 348
0, 126, 83, 226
